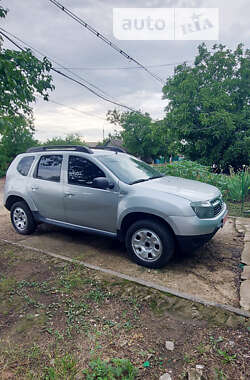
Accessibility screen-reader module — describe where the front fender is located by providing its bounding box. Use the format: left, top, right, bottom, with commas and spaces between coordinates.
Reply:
118, 206, 182, 234
117, 192, 193, 234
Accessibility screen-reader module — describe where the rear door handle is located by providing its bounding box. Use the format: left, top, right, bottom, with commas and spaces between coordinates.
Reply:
64, 192, 75, 198
31, 186, 39, 191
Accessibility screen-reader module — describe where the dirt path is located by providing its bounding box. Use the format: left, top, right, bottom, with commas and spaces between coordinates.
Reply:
0, 178, 244, 306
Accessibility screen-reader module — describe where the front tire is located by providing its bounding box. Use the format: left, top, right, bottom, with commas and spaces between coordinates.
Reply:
10, 201, 36, 235
125, 219, 175, 269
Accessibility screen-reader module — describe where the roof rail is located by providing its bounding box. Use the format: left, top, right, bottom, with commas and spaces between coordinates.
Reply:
26, 145, 93, 154
94, 146, 126, 153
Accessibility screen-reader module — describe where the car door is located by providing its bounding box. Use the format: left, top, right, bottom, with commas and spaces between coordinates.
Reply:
64, 155, 118, 232
29, 154, 65, 221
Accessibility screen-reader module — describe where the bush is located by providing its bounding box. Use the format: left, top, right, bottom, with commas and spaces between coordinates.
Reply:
0, 151, 8, 178
0, 168, 6, 178
157, 160, 250, 202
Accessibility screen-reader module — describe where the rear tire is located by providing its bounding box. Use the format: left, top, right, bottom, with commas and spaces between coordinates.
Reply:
125, 219, 175, 269
10, 201, 36, 235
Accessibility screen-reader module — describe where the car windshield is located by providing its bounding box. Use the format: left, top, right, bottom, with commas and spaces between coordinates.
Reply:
98, 154, 164, 185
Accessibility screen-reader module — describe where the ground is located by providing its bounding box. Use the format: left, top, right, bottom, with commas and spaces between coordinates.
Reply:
0, 242, 249, 380
1, 178, 250, 379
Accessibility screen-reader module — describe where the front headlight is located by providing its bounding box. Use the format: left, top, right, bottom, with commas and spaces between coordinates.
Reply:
191, 200, 214, 219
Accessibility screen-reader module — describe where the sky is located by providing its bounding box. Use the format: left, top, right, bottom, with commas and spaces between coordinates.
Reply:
1, 0, 249, 142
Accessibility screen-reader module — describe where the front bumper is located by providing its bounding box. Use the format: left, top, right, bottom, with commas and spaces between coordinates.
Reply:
167, 202, 228, 237
173, 204, 228, 252
176, 228, 219, 253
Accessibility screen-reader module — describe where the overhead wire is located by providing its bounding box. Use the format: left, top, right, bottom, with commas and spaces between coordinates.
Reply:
0, 27, 113, 98
48, 0, 165, 84
0, 27, 191, 74
53, 60, 193, 71
0, 29, 140, 113
45, 99, 106, 121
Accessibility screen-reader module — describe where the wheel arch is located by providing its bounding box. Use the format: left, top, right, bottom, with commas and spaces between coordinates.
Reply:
5, 195, 29, 211
119, 212, 176, 241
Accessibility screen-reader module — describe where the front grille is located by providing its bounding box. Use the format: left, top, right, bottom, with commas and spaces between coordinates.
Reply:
212, 198, 223, 216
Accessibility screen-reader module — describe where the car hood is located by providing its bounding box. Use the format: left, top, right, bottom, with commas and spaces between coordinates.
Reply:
133, 176, 221, 202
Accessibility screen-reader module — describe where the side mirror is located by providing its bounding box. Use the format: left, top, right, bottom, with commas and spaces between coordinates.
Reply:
93, 177, 114, 190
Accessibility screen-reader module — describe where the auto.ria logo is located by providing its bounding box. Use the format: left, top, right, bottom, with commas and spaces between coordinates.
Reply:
113, 8, 219, 40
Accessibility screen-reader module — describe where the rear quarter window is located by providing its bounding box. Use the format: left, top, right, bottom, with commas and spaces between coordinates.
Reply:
17, 156, 35, 176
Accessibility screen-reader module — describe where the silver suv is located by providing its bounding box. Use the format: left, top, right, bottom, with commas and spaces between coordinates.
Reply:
4, 145, 228, 268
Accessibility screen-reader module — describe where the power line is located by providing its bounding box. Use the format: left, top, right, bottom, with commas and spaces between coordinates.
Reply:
0, 27, 191, 73
46, 99, 106, 121
51, 66, 139, 112
0, 29, 140, 114
0, 27, 112, 99
48, 0, 165, 84
54, 61, 193, 71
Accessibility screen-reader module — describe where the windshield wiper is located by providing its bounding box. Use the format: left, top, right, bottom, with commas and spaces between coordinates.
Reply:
148, 175, 164, 180
130, 175, 164, 185
130, 178, 149, 185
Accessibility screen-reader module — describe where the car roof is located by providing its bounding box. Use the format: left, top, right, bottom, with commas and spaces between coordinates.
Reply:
91, 149, 119, 156
25, 145, 126, 156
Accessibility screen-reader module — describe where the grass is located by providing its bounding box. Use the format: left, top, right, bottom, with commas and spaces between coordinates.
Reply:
0, 242, 249, 379
227, 200, 250, 217
43, 354, 79, 380
0, 277, 16, 294
82, 358, 137, 380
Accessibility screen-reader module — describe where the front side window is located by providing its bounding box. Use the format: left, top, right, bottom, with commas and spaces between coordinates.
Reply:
17, 156, 35, 176
68, 156, 105, 187
98, 154, 163, 184
36, 155, 63, 182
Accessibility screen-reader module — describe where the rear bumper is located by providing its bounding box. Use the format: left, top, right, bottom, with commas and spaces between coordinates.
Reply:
176, 228, 219, 253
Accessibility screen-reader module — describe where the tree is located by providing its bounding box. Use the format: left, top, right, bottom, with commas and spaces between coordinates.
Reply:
0, 51, 54, 124
107, 110, 173, 161
0, 4, 54, 176
0, 4, 54, 124
0, 3, 7, 19
0, 117, 38, 176
42, 133, 86, 146
162, 43, 250, 170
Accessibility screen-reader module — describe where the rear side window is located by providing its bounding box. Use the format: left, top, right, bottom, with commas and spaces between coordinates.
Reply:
17, 156, 35, 176
36, 155, 63, 182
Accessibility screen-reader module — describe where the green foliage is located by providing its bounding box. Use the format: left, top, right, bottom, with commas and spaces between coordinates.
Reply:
0, 150, 8, 177
0, 7, 54, 176
0, 4, 8, 19
44, 354, 78, 380
162, 43, 250, 170
214, 368, 227, 379
217, 349, 236, 364
83, 358, 138, 380
0, 48, 54, 120
107, 110, 175, 161
41, 133, 86, 146
157, 160, 250, 202
0, 132, 85, 178
0, 116, 38, 177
